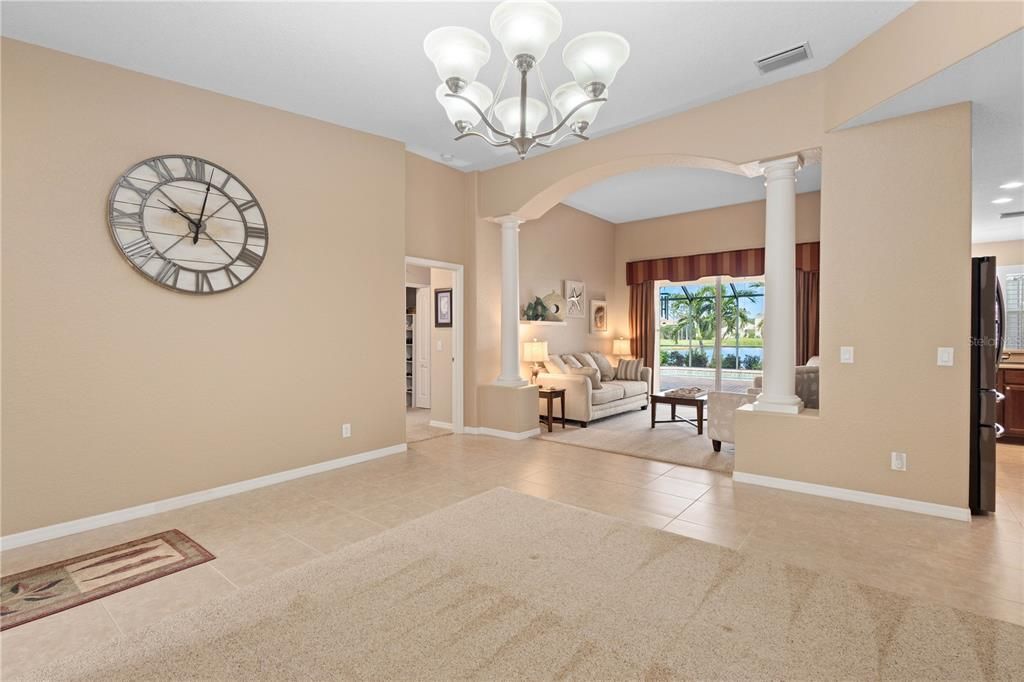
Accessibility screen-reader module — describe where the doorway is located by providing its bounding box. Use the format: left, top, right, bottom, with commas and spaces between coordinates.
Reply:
404, 256, 464, 443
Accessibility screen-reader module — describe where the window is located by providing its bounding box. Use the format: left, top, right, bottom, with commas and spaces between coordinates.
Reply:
657, 276, 764, 392
1005, 272, 1024, 350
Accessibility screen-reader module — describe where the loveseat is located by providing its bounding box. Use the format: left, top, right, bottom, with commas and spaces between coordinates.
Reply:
535, 352, 651, 427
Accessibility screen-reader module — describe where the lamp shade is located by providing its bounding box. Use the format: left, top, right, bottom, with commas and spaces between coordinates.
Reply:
489, 0, 562, 63
423, 26, 492, 89
523, 339, 549, 362
551, 82, 606, 129
435, 82, 494, 126
495, 96, 548, 137
562, 31, 630, 95
612, 338, 631, 356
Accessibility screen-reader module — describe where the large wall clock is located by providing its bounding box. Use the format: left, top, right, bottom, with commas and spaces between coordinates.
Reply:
107, 154, 268, 294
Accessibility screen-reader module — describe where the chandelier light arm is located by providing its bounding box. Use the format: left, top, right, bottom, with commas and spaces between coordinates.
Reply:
535, 65, 557, 119
533, 97, 607, 140
486, 63, 510, 125
444, 93, 515, 139
454, 130, 514, 148
534, 131, 589, 148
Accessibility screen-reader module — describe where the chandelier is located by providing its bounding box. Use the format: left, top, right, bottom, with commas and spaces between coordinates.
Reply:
424, 0, 629, 160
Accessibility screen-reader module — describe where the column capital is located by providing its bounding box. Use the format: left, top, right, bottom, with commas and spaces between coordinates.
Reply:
491, 214, 526, 229
757, 154, 802, 181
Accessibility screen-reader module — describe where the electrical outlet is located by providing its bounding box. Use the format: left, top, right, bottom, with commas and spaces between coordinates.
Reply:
937, 347, 954, 366
890, 451, 907, 471
840, 346, 855, 364
342, 423, 351, 438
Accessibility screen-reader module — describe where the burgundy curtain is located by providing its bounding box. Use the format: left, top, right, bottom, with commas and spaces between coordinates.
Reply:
629, 281, 656, 366
795, 270, 820, 365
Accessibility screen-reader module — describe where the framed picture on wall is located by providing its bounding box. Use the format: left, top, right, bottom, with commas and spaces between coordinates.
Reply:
564, 280, 585, 318
434, 288, 452, 327
590, 299, 608, 334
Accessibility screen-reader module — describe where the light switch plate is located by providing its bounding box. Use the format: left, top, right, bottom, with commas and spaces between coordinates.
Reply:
840, 346, 855, 364
937, 347, 954, 366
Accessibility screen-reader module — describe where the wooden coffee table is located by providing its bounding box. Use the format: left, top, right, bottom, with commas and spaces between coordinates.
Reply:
650, 391, 707, 434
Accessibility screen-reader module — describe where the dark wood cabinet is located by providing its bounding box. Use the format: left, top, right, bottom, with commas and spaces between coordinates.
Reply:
997, 368, 1024, 439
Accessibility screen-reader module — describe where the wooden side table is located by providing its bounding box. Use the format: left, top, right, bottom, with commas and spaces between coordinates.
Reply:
538, 387, 566, 432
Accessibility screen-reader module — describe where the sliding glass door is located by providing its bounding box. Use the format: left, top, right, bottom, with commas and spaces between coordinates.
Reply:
656, 276, 764, 393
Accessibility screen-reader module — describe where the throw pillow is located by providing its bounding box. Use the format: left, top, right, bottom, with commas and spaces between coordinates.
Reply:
574, 353, 599, 371
544, 355, 568, 374
562, 354, 583, 369
805, 355, 821, 367
569, 366, 602, 390
589, 352, 616, 381
616, 358, 643, 381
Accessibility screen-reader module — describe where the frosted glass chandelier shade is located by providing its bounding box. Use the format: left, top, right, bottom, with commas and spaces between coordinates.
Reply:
495, 97, 549, 137
562, 31, 630, 94
489, 0, 563, 63
423, 26, 492, 88
435, 82, 494, 126
551, 82, 605, 128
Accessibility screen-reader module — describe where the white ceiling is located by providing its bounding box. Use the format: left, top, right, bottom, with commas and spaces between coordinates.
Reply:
843, 30, 1024, 244
564, 163, 821, 223
1, 1, 910, 173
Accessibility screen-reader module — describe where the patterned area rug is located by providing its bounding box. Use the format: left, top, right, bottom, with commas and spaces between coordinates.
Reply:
23, 490, 1023, 680
1, 530, 213, 631
536, 407, 735, 472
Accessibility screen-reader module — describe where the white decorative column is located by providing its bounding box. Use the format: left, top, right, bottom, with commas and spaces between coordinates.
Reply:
754, 156, 803, 414
496, 215, 527, 386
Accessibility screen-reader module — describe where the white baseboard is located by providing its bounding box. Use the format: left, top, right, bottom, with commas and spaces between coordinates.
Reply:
464, 426, 541, 441
732, 471, 971, 522
0, 443, 408, 551
428, 420, 453, 430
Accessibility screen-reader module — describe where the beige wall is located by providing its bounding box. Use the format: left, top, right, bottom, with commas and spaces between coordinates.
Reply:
404, 152, 479, 426
430, 268, 454, 424
518, 204, 616, 369
610, 192, 821, 338
736, 104, 972, 509
972, 240, 1024, 266
0, 39, 411, 535
824, 2, 1024, 129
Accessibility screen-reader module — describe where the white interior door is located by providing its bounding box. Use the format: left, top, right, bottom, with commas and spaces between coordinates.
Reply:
415, 287, 431, 408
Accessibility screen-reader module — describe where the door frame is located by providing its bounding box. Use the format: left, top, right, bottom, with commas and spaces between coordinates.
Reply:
405, 256, 465, 434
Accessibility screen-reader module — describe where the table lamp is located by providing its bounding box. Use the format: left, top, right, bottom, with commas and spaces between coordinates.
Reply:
612, 337, 631, 363
523, 339, 548, 384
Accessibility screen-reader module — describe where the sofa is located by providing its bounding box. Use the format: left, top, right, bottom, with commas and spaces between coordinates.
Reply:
708, 363, 820, 451
535, 352, 651, 427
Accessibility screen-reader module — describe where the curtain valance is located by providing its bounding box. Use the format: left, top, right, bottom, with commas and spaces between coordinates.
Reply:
626, 242, 819, 286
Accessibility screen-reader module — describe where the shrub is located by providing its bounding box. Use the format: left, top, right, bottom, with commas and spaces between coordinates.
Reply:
721, 355, 738, 369
689, 349, 709, 368
742, 355, 763, 371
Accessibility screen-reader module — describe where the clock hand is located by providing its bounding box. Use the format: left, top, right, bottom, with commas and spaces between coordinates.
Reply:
157, 200, 198, 231
194, 179, 213, 245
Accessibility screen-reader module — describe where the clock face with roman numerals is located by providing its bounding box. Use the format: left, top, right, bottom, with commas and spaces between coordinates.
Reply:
107, 155, 268, 294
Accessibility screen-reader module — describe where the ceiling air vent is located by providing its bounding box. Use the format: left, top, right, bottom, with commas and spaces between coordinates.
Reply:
1001, 211, 1024, 219
756, 42, 812, 74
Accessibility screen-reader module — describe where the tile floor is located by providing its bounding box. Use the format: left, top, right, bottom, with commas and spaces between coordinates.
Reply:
406, 406, 452, 443
2, 437, 1022, 678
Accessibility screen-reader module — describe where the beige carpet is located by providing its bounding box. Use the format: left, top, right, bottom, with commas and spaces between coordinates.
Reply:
27, 489, 1023, 680
537, 407, 735, 472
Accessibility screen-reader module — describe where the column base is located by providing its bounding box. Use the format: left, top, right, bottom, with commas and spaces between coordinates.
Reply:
478, 383, 540, 436
752, 394, 804, 415
495, 377, 528, 388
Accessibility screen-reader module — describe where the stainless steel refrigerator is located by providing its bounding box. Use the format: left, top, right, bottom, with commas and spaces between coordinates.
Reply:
970, 256, 1004, 514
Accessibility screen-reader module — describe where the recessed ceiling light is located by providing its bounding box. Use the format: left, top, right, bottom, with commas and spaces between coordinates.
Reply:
999, 181, 1023, 189
440, 153, 455, 162
991, 197, 1013, 204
